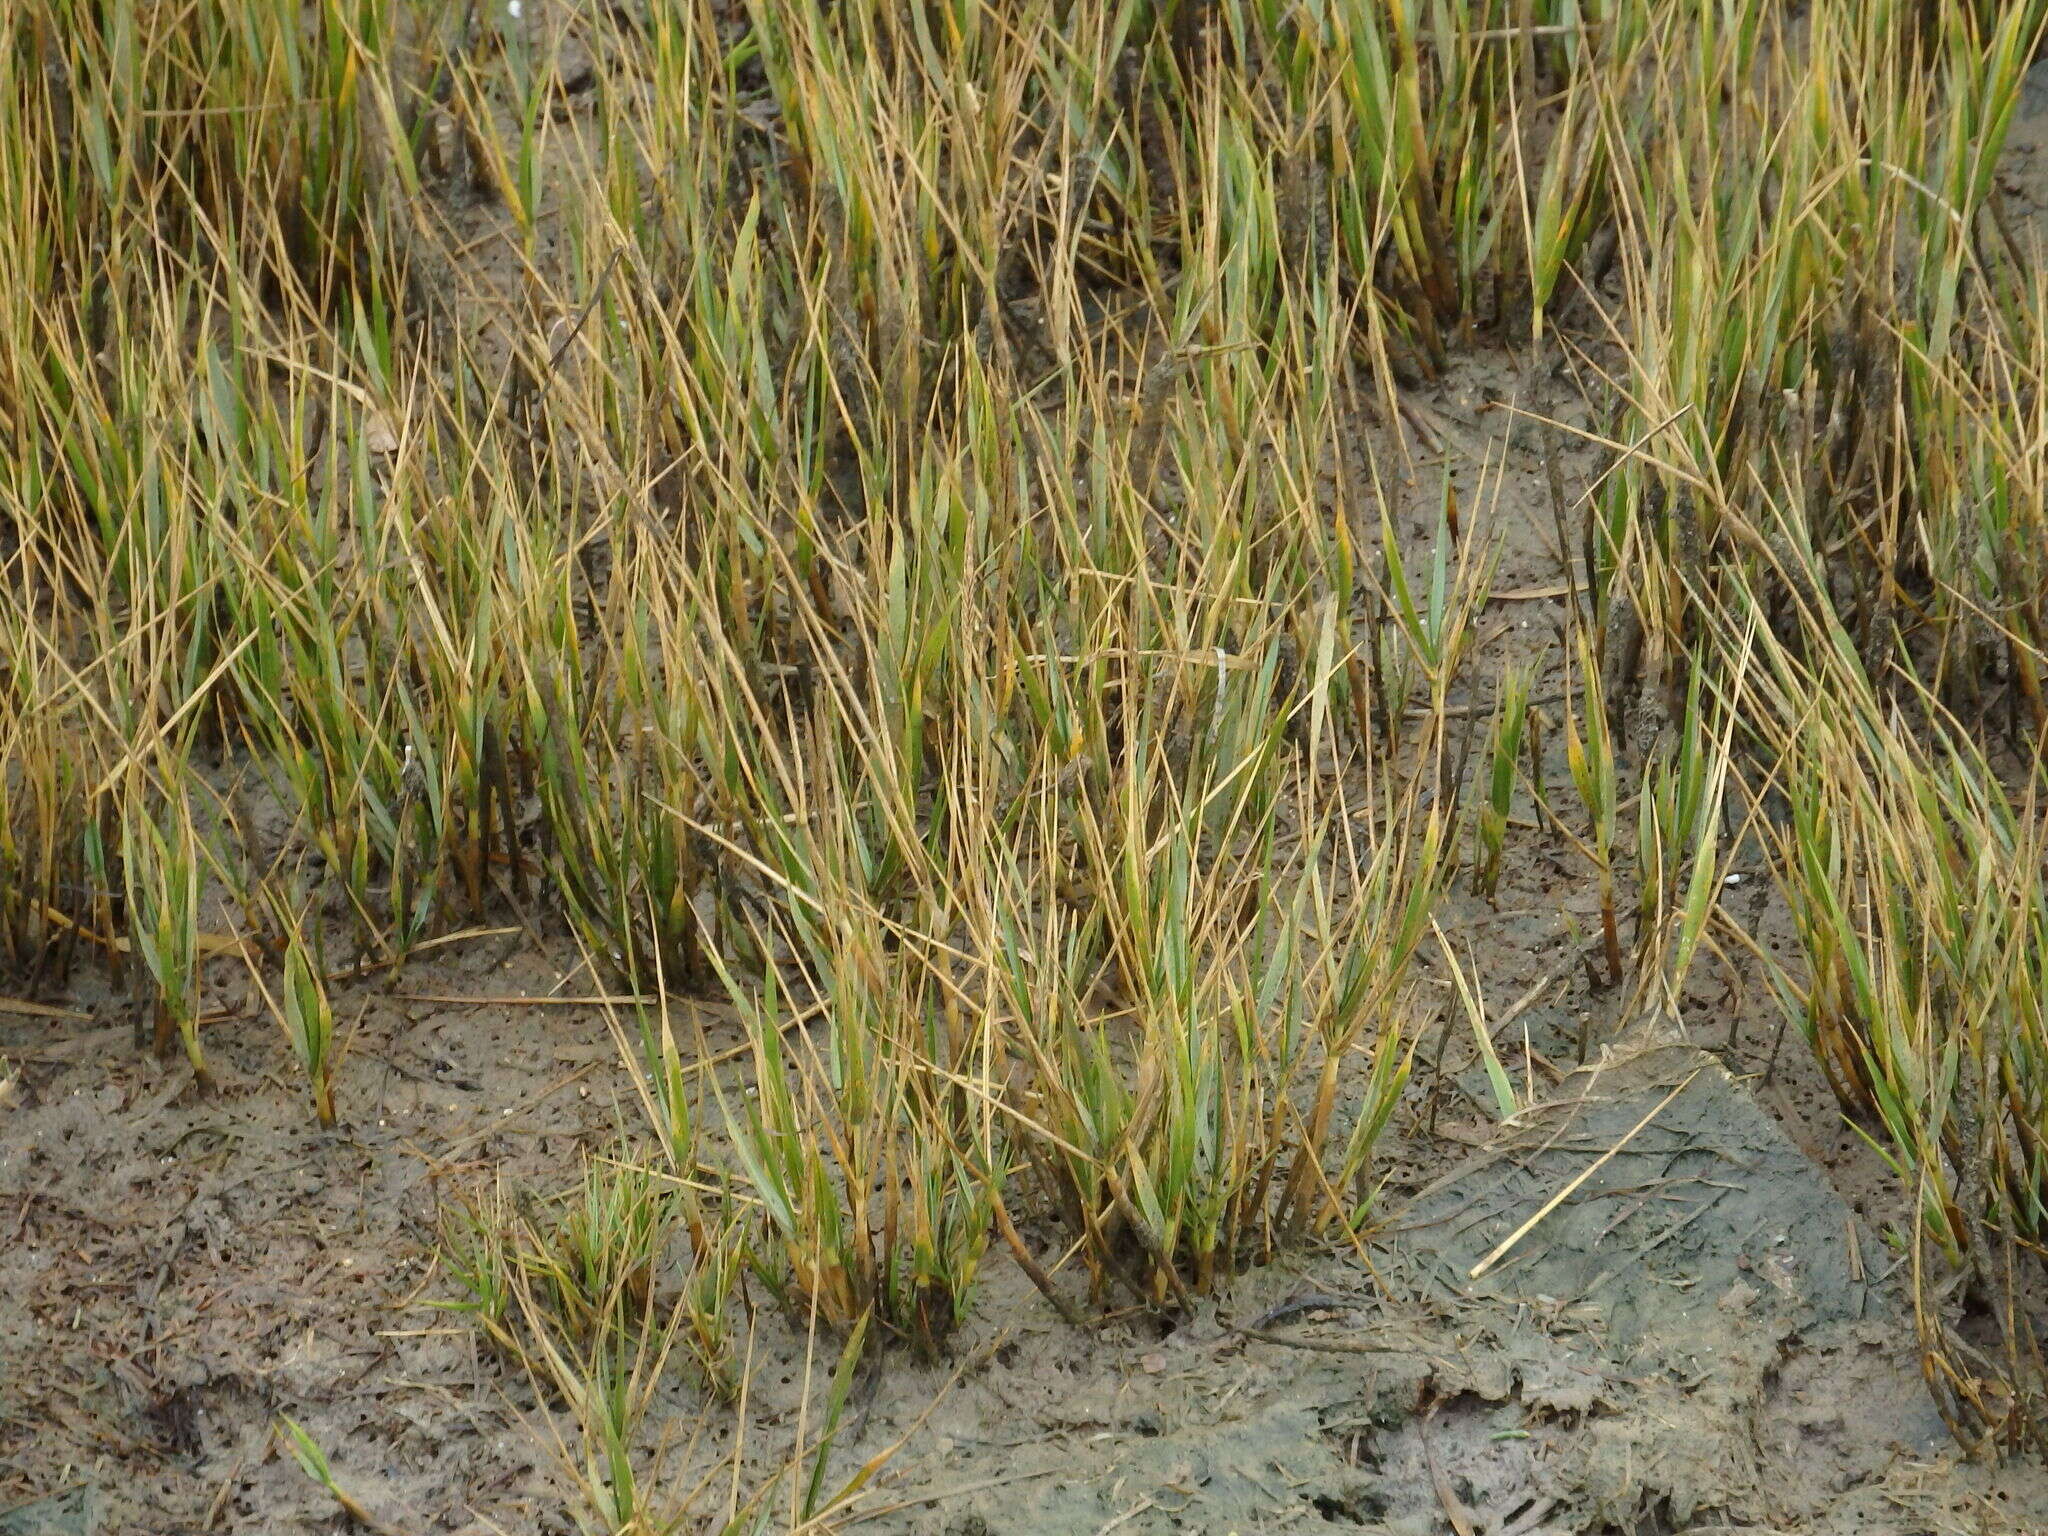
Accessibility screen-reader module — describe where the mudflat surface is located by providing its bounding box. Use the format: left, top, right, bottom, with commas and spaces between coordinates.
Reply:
8, 914, 2048, 1533
2, 348, 2042, 1532
814, 1035, 2048, 1536
0, 943, 638, 1533
9, 27, 2048, 1536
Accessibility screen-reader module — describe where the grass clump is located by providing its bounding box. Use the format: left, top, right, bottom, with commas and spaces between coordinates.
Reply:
1577, 0, 2048, 1448
441, 1154, 749, 1401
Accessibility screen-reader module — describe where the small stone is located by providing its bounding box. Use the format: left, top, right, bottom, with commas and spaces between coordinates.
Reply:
1717, 1281, 1760, 1313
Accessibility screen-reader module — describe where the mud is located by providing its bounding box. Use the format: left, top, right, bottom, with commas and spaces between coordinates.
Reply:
7, 25, 2048, 1536
827, 1031, 2048, 1536
3, 341, 2037, 1532
2, 350, 2040, 1536
4, 431, 2044, 1532
11, 964, 2046, 1533
0, 942, 643, 1534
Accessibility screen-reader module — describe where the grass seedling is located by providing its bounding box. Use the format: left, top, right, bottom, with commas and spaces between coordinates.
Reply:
272, 895, 339, 1128
1375, 494, 1499, 716
1473, 662, 1532, 901
550, 1154, 675, 1345
1437, 923, 1518, 1121
1634, 663, 1736, 1009
1563, 634, 1621, 988
121, 790, 206, 1082
436, 1187, 522, 1359
278, 1415, 394, 1534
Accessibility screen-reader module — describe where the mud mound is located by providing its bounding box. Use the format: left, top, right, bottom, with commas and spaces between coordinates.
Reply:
1375, 1032, 1950, 1532
855, 1033, 2048, 1536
